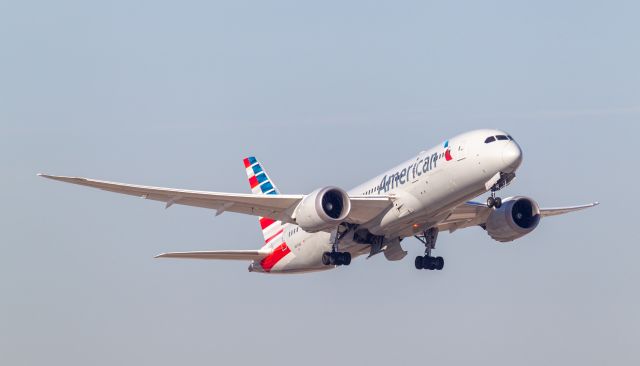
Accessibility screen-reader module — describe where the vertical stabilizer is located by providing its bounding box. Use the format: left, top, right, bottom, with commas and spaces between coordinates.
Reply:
243, 157, 284, 247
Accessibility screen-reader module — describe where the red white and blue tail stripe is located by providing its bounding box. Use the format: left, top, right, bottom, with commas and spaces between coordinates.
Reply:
243, 157, 290, 272
243, 156, 279, 195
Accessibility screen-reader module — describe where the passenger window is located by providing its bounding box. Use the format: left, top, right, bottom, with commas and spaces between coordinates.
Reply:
496, 135, 508, 141
485, 136, 496, 143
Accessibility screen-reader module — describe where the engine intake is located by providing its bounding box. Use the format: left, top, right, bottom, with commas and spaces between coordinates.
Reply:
486, 196, 541, 242
294, 186, 351, 232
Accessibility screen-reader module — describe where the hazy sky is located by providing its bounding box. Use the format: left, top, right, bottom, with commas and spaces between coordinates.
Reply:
1, 1, 639, 365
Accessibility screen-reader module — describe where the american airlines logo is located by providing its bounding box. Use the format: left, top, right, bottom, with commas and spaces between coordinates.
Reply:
377, 141, 451, 193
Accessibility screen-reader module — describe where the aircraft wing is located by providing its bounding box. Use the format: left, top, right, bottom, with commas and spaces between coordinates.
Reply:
38, 174, 392, 225
436, 200, 599, 232
155, 249, 270, 260
39, 174, 304, 222
538, 203, 600, 217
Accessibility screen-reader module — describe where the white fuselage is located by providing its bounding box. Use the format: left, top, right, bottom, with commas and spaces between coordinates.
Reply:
249, 129, 523, 274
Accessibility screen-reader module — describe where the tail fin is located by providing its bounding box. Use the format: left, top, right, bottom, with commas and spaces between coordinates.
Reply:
243, 156, 280, 195
243, 156, 284, 247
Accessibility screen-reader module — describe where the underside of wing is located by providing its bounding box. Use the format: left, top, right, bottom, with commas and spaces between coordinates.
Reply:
155, 249, 270, 261
436, 201, 491, 232
436, 200, 599, 232
540, 202, 600, 217
39, 174, 303, 223
347, 195, 393, 224
39, 174, 394, 228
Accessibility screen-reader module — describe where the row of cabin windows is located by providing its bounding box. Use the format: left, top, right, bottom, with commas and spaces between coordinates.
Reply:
287, 227, 301, 237
485, 135, 513, 144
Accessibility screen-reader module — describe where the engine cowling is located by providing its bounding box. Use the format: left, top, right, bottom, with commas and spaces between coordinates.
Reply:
486, 196, 541, 242
293, 186, 351, 233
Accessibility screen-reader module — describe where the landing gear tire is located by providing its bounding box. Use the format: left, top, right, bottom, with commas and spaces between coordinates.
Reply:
487, 196, 502, 208
426, 258, 434, 270
494, 197, 502, 209
322, 252, 351, 266
322, 252, 331, 266
416, 256, 444, 271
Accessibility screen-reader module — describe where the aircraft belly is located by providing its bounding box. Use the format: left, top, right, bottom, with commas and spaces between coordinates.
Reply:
268, 232, 333, 273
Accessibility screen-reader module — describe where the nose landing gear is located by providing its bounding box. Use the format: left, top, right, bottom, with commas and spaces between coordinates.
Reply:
414, 228, 444, 271
487, 193, 502, 209
486, 172, 516, 209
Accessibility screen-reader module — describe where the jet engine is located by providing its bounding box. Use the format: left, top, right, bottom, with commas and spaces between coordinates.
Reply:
293, 186, 351, 233
486, 196, 541, 242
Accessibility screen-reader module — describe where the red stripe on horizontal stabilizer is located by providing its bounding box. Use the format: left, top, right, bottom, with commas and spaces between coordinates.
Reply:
265, 229, 283, 244
260, 243, 291, 272
259, 217, 275, 230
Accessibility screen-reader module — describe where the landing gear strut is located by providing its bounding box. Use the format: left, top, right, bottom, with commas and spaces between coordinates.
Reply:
322, 223, 354, 266
414, 228, 444, 271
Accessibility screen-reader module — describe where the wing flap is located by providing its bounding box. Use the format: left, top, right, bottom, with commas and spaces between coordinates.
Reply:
155, 249, 270, 261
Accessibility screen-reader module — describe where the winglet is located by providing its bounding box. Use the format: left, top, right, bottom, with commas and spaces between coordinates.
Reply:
38, 174, 82, 183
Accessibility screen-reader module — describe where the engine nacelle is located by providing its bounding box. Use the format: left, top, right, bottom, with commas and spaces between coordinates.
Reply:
486, 196, 541, 242
293, 186, 351, 233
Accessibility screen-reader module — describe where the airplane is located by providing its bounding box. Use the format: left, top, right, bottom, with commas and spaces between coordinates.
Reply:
39, 129, 598, 274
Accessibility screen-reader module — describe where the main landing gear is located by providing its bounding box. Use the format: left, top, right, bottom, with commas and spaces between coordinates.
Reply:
322, 223, 354, 266
322, 251, 351, 266
415, 255, 444, 271
414, 228, 444, 271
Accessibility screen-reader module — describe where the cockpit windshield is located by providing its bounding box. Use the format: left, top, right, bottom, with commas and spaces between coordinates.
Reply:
485, 134, 513, 144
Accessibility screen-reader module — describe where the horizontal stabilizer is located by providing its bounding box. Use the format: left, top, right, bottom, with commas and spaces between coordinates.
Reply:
155, 249, 270, 261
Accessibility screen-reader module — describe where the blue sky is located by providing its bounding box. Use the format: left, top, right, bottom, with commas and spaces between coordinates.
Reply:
1, 1, 638, 365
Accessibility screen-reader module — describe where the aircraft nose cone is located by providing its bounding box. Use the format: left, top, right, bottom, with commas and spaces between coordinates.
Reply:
502, 142, 523, 171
